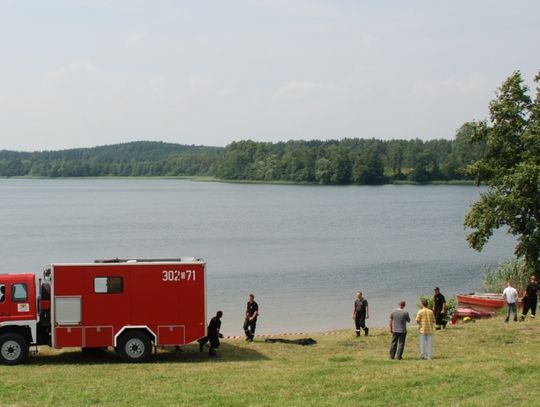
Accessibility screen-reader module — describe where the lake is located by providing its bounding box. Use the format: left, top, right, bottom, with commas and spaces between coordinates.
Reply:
0, 179, 515, 335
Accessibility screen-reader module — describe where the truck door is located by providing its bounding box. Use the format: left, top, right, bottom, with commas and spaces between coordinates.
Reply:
0, 283, 8, 321
9, 282, 32, 320
0, 281, 34, 322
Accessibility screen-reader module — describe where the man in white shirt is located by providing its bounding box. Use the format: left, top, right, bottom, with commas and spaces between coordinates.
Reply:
502, 281, 519, 322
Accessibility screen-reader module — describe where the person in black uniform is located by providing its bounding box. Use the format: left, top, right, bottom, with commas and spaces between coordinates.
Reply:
353, 291, 369, 337
432, 287, 447, 329
198, 311, 223, 356
521, 275, 539, 320
243, 294, 259, 342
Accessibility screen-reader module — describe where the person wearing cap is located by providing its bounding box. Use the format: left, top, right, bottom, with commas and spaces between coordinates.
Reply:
432, 287, 447, 329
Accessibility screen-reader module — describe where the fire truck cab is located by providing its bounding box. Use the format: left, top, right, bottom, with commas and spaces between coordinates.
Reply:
0, 258, 206, 365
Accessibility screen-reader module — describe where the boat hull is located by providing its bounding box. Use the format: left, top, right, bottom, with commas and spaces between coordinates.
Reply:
456, 293, 506, 311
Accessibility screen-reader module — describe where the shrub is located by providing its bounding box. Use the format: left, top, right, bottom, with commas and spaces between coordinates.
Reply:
418, 293, 457, 321
483, 259, 530, 294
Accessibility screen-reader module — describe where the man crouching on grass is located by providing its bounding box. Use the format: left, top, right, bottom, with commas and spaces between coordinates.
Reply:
198, 311, 224, 357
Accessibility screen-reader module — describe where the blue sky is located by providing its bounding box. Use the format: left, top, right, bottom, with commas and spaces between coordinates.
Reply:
1, 0, 539, 151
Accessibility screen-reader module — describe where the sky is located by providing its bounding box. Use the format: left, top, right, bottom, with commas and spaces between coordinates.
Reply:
1, 0, 540, 152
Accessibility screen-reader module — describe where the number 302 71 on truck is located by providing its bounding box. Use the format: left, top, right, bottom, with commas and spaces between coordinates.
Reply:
0, 258, 206, 365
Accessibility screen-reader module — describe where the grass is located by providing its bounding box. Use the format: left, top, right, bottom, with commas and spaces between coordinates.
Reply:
0, 316, 538, 406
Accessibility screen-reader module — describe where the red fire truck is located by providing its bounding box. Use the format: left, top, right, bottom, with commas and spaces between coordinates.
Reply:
0, 258, 206, 365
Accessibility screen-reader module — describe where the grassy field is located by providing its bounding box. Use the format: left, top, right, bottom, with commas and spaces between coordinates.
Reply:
0, 316, 538, 406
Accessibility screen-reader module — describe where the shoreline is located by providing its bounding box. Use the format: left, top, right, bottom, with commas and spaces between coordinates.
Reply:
0, 175, 478, 186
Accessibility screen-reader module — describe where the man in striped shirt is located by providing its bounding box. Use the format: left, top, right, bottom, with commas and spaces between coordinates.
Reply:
416, 298, 436, 360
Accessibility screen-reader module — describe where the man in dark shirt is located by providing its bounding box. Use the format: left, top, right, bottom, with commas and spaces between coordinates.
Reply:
198, 310, 223, 356
521, 276, 539, 321
243, 293, 259, 342
433, 287, 447, 329
353, 291, 369, 337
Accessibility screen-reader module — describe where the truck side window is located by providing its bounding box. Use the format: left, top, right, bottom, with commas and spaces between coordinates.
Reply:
94, 277, 123, 294
11, 283, 28, 302
0, 285, 5, 302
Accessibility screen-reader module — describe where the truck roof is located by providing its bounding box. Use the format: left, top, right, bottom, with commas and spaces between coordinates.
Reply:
52, 257, 205, 266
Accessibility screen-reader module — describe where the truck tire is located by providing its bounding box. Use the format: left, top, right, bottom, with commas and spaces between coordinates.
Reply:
117, 332, 152, 363
0, 333, 29, 365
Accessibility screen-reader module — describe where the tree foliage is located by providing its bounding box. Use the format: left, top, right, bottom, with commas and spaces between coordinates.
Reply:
465, 71, 540, 273
1, 134, 484, 184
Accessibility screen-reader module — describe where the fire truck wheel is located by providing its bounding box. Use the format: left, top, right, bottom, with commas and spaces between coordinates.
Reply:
118, 332, 152, 363
0, 333, 29, 365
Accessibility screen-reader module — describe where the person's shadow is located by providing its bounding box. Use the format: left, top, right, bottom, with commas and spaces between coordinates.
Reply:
28, 343, 269, 366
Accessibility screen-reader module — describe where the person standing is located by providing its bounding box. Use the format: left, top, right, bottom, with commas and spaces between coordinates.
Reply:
198, 310, 224, 356
353, 291, 369, 337
503, 281, 519, 322
243, 294, 259, 342
416, 298, 436, 360
389, 300, 410, 360
432, 287, 447, 329
521, 276, 539, 320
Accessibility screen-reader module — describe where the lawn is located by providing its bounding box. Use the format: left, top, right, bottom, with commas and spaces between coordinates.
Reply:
0, 316, 538, 406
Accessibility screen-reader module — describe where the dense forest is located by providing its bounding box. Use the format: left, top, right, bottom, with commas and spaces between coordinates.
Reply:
0, 124, 484, 184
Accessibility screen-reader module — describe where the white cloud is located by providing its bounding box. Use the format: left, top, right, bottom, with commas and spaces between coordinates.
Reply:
126, 31, 149, 44
47, 60, 97, 78
188, 73, 213, 94
412, 72, 491, 98
273, 81, 335, 100
240, 0, 344, 19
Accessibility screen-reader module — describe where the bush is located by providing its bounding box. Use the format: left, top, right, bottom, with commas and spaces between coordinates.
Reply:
483, 259, 530, 294
418, 293, 457, 321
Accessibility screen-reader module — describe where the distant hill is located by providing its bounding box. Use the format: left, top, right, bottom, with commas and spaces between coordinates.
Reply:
0, 141, 223, 177
0, 141, 222, 163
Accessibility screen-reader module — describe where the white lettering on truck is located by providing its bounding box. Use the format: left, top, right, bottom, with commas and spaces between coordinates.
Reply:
162, 270, 196, 282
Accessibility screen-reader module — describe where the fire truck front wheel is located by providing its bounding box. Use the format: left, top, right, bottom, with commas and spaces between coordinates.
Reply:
0, 333, 29, 365
117, 331, 152, 363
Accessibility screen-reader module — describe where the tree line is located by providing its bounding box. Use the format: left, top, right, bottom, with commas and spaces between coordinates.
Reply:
0, 128, 483, 184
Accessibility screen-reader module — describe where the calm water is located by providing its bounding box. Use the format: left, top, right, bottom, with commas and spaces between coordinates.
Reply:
0, 179, 515, 335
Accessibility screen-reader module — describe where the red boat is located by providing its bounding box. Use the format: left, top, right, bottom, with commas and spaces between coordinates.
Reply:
456, 293, 507, 311
451, 307, 496, 324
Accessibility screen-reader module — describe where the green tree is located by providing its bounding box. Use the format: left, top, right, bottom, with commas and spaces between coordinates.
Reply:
3, 158, 26, 177
328, 146, 352, 184
351, 148, 386, 185
387, 140, 406, 179
464, 70, 540, 274
315, 158, 332, 185
410, 151, 439, 183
